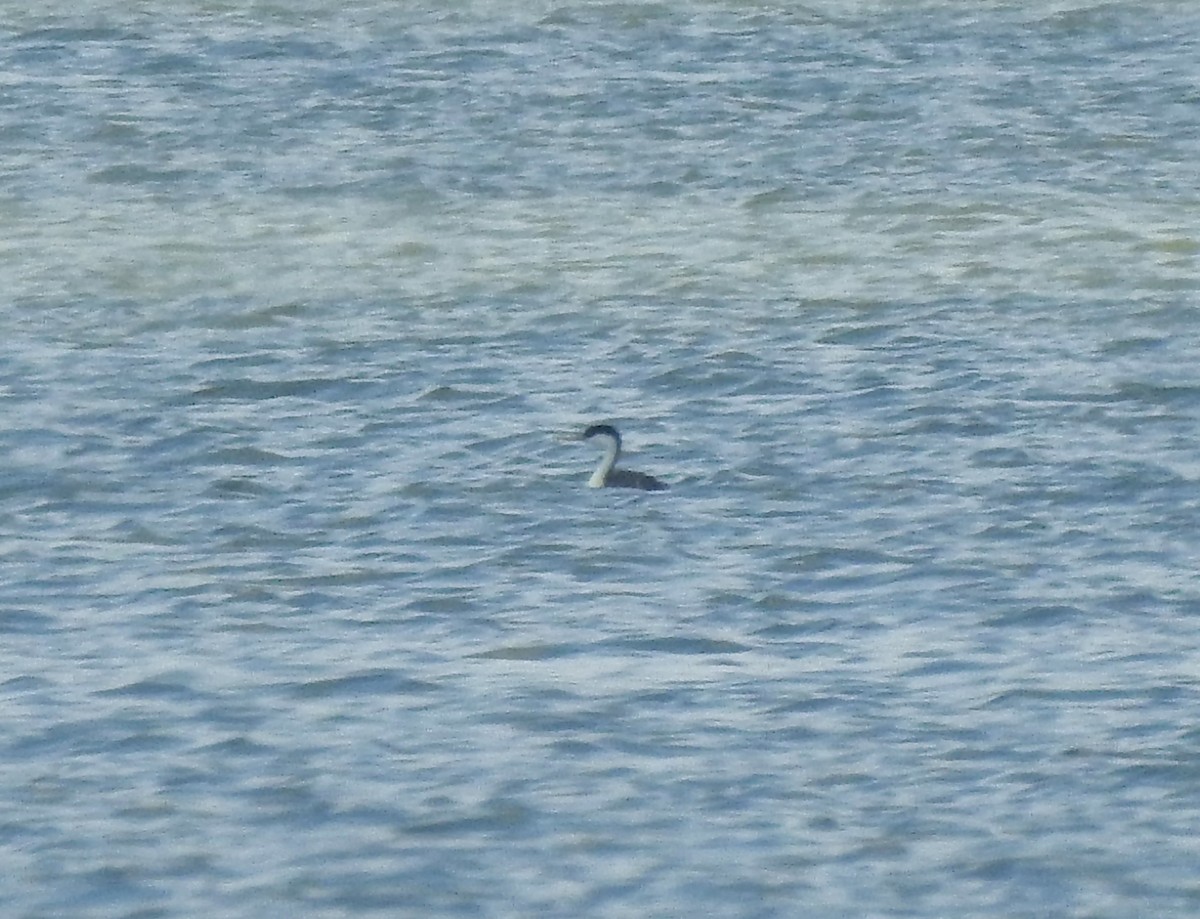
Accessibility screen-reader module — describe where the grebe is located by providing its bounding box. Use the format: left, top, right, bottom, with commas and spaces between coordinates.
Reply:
580, 424, 668, 491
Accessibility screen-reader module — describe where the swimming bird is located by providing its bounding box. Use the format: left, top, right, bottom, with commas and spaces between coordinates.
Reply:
580, 424, 669, 491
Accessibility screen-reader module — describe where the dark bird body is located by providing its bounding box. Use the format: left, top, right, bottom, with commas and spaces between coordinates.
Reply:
582, 424, 668, 491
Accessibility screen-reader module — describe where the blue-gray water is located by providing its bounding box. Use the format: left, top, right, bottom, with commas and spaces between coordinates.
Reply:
3, 1, 1200, 916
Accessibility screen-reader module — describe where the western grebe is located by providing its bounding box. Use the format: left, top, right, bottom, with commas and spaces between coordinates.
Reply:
580, 424, 669, 491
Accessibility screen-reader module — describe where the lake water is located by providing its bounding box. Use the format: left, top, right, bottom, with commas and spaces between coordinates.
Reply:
3, 1, 1200, 916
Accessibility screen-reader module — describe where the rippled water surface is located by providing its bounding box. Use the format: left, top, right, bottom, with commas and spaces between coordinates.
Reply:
3, 1, 1200, 916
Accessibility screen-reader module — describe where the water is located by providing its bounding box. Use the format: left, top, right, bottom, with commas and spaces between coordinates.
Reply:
3, 1, 1200, 916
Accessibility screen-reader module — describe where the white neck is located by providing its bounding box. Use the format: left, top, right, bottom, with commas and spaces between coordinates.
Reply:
588, 434, 620, 487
